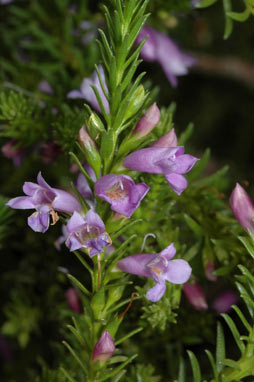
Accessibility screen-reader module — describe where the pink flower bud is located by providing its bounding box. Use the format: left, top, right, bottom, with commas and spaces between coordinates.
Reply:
78, 125, 96, 151
229, 183, 254, 233
66, 288, 82, 313
92, 330, 115, 362
1, 140, 24, 166
212, 290, 238, 314
132, 102, 160, 138
152, 128, 178, 148
183, 282, 208, 310
205, 260, 217, 282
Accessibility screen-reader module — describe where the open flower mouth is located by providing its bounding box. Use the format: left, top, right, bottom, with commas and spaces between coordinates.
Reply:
106, 182, 128, 200
75, 224, 101, 243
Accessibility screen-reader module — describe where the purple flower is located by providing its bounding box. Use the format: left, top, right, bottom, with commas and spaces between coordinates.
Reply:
124, 146, 199, 195
136, 26, 196, 87
66, 288, 82, 313
1, 139, 24, 166
38, 80, 54, 94
229, 183, 254, 233
118, 243, 192, 302
94, 174, 149, 218
183, 282, 208, 310
212, 290, 238, 314
6, 172, 81, 233
132, 102, 161, 138
67, 65, 109, 114
65, 210, 111, 256
92, 330, 115, 362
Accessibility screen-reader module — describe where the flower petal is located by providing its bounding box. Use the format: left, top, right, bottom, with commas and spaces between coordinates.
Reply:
165, 173, 188, 195
159, 243, 176, 260
165, 259, 192, 284
27, 209, 50, 233
146, 281, 166, 302
174, 154, 199, 174
23, 182, 40, 196
6, 196, 35, 209
52, 189, 81, 213
65, 234, 83, 251
84, 209, 105, 232
67, 211, 85, 233
117, 254, 154, 279
67, 90, 85, 99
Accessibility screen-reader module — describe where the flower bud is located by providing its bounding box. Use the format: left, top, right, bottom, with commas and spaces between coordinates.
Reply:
229, 183, 254, 233
152, 128, 178, 148
205, 260, 217, 282
92, 330, 115, 362
66, 288, 82, 313
78, 125, 101, 179
124, 85, 145, 120
212, 290, 238, 314
1, 140, 24, 166
132, 103, 160, 138
183, 282, 208, 310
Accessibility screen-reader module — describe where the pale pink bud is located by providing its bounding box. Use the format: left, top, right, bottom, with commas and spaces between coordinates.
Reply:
212, 290, 238, 314
229, 183, 254, 233
78, 125, 96, 151
205, 261, 217, 282
132, 102, 160, 138
1, 140, 24, 166
66, 288, 82, 313
183, 282, 208, 310
152, 128, 178, 147
40, 142, 60, 164
92, 330, 115, 362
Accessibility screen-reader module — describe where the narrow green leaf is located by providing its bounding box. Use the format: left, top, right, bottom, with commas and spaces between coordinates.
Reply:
98, 29, 114, 61
178, 357, 186, 382
187, 148, 210, 182
192, 165, 229, 188
216, 322, 225, 373
187, 350, 201, 382
91, 85, 109, 124
60, 367, 77, 382
205, 350, 218, 380
238, 236, 254, 259
62, 341, 88, 374
67, 274, 91, 297
221, 314, 245, 354
111, 370, 126, 382
111, 218, 142, 240
232, 306, 252, 332
97, 354, 137, 382
178, 123, 194, 145
115, 327, 143, 345
183, 214, 203, 238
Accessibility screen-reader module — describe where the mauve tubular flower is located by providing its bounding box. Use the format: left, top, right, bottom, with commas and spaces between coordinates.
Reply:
66, 288, 82, 313
205, 260, 217, 282
124, 146, 199, 195
229, 183, 254, 233
67, 65, 109, 114
92, 330, 115, 362
132, 102, 160, 138
212, 290, 238, 314
136, 26, 196, 87
6, 172, 81, 233
94, 174, 149, 218
65, 210, 111, 256
38, 80, 54, 94
118, 243, 192, 302
1, 140, 24, 166
183, 282, 208, 310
